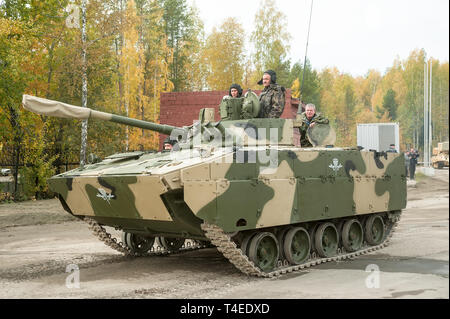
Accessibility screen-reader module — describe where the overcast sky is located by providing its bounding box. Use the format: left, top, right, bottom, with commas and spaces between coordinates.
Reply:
189, 0, 449, 77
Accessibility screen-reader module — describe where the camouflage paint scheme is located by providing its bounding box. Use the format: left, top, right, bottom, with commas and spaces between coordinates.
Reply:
48, 118, 407, 239
258, 84, 286, 118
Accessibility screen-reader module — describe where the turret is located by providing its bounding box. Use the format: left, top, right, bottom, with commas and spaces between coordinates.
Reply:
22, 93, 335, 148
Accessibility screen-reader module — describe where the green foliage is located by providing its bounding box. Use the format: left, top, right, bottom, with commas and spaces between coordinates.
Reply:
1, 0, 448, 201
382, 88, 398, 120
20, 128, 57, 199
160, 0, 204, 91
290, 59, 321, 107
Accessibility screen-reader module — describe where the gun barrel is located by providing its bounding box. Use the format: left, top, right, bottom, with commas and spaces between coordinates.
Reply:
101, 111, 175, 135
22, 94, 177, 135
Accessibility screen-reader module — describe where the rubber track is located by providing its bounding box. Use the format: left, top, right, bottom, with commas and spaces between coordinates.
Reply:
200, 215, 400, 278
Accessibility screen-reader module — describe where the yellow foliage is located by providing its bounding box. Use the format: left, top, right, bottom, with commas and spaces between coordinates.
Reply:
118, 0, 173, 151
291, 78, 300, 98
242, 61, 261, 90
354, 107, 379, 124
120, 0, 143, 150
204, 18, 245, 90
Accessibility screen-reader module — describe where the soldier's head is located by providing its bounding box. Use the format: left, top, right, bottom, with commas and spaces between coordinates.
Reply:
229, 83, 243, 98
305, 103, 316, 120
257, 70, 276, 87
163, 137, 176, 151
163, 142, 173, 151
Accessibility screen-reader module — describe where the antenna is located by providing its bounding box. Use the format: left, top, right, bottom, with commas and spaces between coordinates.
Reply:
299, 0, 314, 109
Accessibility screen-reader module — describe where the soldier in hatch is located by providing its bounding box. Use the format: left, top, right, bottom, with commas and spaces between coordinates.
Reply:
229, 83, 243, 98
163, 137, 178, 152
298, 103, 329, 147
386, 144, 397, 153
257, 70, 285, 118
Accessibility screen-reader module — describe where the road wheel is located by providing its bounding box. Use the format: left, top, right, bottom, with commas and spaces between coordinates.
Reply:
122, 232, 155, 255
364, 215, 385, 245
308, 224, 319, 251
315, 222, 338, 258
156, 236, 185, 252
194, 240, 212, 247
283, 227, 311, 265
240, 232, 256, 257
341, 219, 363, 252
276, 228, 290, 259
248, 232, 279, 272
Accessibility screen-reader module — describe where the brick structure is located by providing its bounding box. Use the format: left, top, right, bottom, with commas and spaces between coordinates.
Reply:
159, 89, 300, 149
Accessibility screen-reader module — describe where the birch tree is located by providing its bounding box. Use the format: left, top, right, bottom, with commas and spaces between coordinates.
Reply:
204, 18, 245, 90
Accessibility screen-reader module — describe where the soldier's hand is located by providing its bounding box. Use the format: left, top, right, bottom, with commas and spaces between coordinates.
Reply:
310, 122, 316, 128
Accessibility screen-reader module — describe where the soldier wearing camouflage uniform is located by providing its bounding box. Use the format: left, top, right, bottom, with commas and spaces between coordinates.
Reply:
299, 103, 329, 147
257, 70, 285, 118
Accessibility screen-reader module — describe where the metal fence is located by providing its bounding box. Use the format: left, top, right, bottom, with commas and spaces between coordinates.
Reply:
0, 145, 80, 198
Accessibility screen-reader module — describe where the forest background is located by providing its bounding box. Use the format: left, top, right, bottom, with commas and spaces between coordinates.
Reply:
0, 0, 448, 200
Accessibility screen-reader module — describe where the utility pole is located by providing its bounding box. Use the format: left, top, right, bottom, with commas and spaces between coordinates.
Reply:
299, 0, 314, 109
423, 58, 434, 175
424, 61, 428, 167
429, 59, 432, 166
80, 0, 88, 167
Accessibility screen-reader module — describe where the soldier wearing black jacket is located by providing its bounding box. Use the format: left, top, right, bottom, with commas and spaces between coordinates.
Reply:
407, 148, 420, 180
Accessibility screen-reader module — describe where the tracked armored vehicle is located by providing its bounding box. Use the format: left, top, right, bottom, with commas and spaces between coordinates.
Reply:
22, 93, 406, 277
431, 142, 449, 169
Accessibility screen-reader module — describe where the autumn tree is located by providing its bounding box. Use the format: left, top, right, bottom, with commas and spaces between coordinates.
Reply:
241, 57, 261, 90
2, 0, 449, 202
120, 0, 144, 150
354, 69, 381, 111
135, 0, 174, 149
317, 68, 358, 146
430, 61, 449, 143
396, 49, 427, 149
203, 18, 245, 90
0, 17, 30, 198
290, 59, 321, 107
160, 0, 204, 91
51, 0, 124, 160
382, 88, 398, 120
182, 4, 207, 91
250, 0, 291, 87
0, 1, 65, 199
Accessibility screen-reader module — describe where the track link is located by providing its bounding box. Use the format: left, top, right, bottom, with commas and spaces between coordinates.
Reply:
85, 214, 400, 277
84, 217, 206, 257
201, 214, 400, 278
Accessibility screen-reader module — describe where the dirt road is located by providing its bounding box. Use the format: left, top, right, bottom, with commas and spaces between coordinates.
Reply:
0, 170, 448, 299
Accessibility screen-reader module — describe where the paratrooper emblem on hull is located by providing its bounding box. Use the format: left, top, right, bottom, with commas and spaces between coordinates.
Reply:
329, 158, 342, 173
96, 188, 115, 204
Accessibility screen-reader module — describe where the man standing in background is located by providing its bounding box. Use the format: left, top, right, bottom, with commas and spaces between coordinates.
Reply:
407, 148, 420, 180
